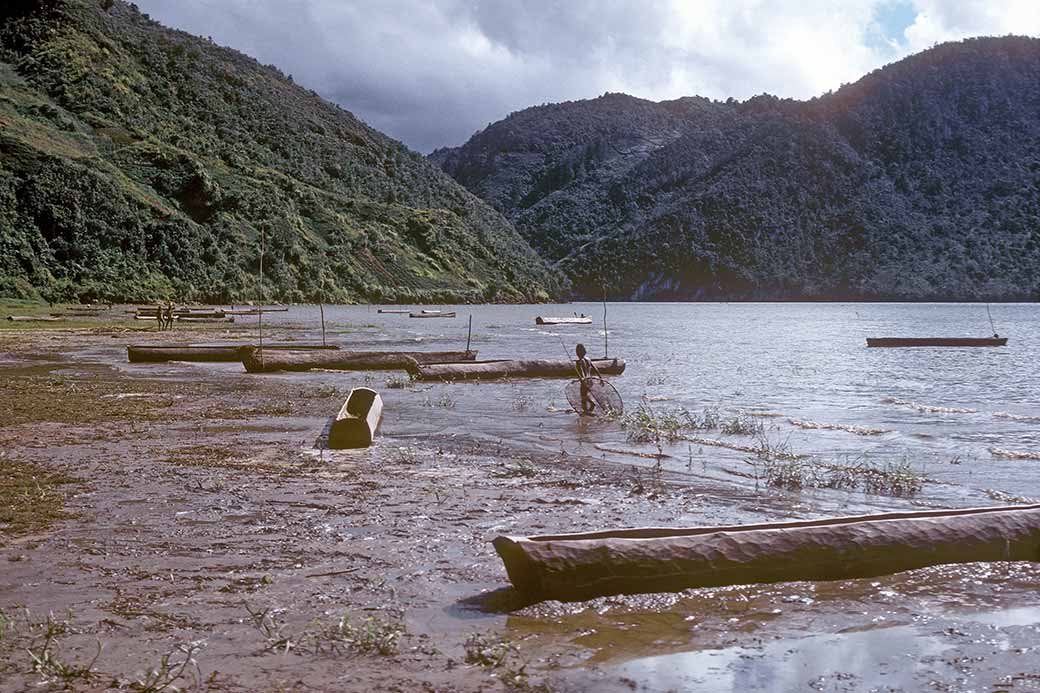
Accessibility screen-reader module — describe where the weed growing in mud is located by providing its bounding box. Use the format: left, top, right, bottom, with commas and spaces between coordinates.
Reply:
333, 613, 404, 656
424, 392, 457, 409
16, 610, 101, 687
494, 459, 541, 478
720, 413, 764, 436
464, 633, 550, 691
511, 391, 532, 412
244, 604, 404, 657
619, 403, 736, 444
754, 454, 926, 497
132, 641, 204, 692
388, 447, 421, 465
384, 374, 409, 389
0, 459, 78, 540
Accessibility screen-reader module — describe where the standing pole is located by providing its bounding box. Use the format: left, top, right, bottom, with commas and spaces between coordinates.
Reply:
986, 304, 997, 336
466, 314, 473, 353
602, 284, 608, 359
319, 264, 327, 348
258, 226, 265, 369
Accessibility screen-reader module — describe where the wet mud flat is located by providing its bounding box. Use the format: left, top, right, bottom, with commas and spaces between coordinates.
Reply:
1, 328, 1039, 692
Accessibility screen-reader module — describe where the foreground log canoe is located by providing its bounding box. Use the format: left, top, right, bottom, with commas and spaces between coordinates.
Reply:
241, 346, 477, 373
410, 357, 625, 381
127, 344, 339, 363
867, 337, 1008, 347
492, 504, 1040, 602
328, 387, 383, 449
535, 316, 593, 325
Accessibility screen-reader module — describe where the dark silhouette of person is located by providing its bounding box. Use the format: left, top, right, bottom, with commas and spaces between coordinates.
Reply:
575, 343, 601, 415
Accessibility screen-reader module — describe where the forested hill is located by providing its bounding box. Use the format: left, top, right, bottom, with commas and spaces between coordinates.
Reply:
432, 37, 1040, 301
0, 0, 563, 303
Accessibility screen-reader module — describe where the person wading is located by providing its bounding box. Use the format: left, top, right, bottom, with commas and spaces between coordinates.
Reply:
574, 343, 601, 415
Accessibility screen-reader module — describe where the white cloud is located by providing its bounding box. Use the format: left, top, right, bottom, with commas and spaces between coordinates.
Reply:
132, 0, 1039, 152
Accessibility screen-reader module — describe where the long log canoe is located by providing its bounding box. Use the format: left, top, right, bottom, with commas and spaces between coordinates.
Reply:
127, 344, 339, 363
867, 337, 1008, 347
492, 504, 1040, 602
241, 346, 477, 373
409, 357, 625, 381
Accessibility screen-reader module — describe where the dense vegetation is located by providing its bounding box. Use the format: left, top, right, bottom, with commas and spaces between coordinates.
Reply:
0, 0, 563, 303
433, 37, 1040, 300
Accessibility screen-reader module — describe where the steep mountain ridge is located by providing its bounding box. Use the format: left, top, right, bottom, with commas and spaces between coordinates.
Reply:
0, 0, 563, 302
434, 37, 1040, 300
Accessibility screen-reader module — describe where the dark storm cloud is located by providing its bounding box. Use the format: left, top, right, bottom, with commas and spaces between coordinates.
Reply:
132, 1, 1040, 153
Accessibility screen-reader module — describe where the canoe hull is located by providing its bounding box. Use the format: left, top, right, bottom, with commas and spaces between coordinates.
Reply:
493, 504, 1040, 602
328, 387, 383, 449
409, 312, 456, 318
127, 344, 339, 363
241, 347, 477, 373
535, 317, 593, 325
411, 358, 625, 381
867, 337, 1008, 347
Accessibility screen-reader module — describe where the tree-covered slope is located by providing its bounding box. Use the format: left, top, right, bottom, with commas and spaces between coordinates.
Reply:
0, 0, 563, 303
433, 37, 1040, 300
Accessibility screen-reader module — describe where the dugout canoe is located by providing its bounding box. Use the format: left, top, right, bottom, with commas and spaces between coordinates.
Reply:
6, 315, 61, 322
409, 311, 456, 318
328, 387, 383, 449
241, 346, 477, 373
127, 344, 340, 363
409, 357, 625, 381
535, 316, 593, 325
177, 316, 234, 323
492, 503, 1040, 602
377, 309, 411, 314
866, 337, 1008, 347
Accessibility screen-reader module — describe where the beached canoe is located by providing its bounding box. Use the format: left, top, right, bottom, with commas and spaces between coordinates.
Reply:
866, 337, 1008, 347
6, 315, 61, 322
377, 309, 411, 314
177, 316, 234, 323
328, 387, 383, 449
241, 347, 477, 373
127, 344, 340, 363
535, 316, 593, 325
409, 357, 625, 381
492, 504, 1040, 602
409, 311, 456, 318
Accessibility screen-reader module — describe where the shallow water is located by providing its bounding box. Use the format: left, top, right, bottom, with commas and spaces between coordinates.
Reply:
218, 301, 1040, 511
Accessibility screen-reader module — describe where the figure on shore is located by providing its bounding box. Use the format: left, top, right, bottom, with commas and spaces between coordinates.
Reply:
164, 301, 175, 330
155, 302, 164, 331
575, 343, 600, 415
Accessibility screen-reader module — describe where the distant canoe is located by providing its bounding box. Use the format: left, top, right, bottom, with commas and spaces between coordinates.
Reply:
6, 315, 61, 322
241, 347, 477, 373
328, 387, 383, 449
867, 337, 1008, 348
410, 357, 625, 381
176, 316, 234, 323
409, 311, 456, 318
535, 316, 593, 325
377, 309, 411, 314
127, 344, 339, 363
493, 503, 1040, 602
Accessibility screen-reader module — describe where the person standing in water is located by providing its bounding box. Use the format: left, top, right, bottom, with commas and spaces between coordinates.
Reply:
575, 343, 601, 415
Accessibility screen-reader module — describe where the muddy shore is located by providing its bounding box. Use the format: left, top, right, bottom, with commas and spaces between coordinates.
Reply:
2, 319, 1039, 692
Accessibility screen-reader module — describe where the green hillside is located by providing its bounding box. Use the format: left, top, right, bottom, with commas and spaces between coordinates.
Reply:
0, 0, 563, 303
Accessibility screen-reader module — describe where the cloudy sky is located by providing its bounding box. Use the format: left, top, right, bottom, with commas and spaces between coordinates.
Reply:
135, 0, 1040, 153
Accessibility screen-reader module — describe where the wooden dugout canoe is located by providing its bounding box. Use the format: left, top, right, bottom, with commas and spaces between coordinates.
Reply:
328, 387, 383, 449
6, 315, 61, 322
409, 357, 625, 381
241, 346, 477, 373
127, 344, 339, 363
867, 337, 1008, 347
177, 316, 234, 323
409, 311, 456, 318
377, 309, 411, 314
535, 316, 593, 325
492, 504, 1040, 602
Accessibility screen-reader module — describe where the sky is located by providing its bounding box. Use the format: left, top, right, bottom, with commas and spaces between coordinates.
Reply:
134, 0, 1040, 153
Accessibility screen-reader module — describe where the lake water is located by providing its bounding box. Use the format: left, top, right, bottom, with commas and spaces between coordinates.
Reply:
237, 302, 1040, 512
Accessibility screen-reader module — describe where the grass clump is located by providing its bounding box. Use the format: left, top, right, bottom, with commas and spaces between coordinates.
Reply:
755, 455, 926, 497
0, 459, 78, 543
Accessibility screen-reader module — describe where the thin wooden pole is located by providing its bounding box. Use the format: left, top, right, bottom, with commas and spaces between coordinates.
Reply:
466, 314, 472, 353
258, 226, 265, 368
602, 284, 608, 359
319, 263, 327, 347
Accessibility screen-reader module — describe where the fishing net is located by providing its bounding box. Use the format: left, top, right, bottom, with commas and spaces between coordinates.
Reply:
565, 378, 624, 417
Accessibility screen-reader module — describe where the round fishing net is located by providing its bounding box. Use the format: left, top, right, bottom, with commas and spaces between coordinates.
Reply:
565, 378, 624, 417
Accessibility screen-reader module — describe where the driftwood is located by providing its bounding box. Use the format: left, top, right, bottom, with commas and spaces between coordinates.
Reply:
328, 387, 383, 449
410, 358, 625, 381
492, 504, 1040, 602
127, 344, 339, 363
409, 311, 456, 318
535, 316, 593, 325
867, 337, 1008, 347
241, 347, 477, 373
6, 314, 61, 322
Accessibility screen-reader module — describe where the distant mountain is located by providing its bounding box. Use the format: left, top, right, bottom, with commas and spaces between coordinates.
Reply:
432, 37, 1040, 300
0, 0, 563, 303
